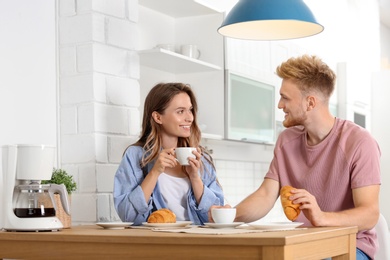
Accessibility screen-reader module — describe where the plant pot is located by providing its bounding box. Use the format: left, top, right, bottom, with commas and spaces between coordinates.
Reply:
54, 194, 71, 228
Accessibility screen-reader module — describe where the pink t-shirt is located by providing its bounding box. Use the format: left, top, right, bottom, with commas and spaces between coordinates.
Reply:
265, 118, 381, 259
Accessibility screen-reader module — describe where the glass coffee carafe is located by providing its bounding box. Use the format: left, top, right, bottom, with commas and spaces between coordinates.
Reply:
13, 182, 69, 218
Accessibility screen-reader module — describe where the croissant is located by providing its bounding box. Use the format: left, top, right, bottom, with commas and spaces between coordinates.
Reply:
147, 208, 176, 223
280, 186, 301, 221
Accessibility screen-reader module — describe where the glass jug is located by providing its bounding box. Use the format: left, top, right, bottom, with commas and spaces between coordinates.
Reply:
13, 183, 70, 218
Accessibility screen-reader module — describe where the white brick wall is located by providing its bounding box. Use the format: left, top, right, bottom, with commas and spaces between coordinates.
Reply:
96, 164, 118, 192
61, 134, 97, 163
59, 46, 77, 75
73, 43, 141, 78
126, 0, 139, 22
58, 0, 140, 224
128, 107, 141, 135
60, 73, 106, 105
78, 103, 130, 134
60, 106, 77, 134
57, 0, 279, 225
77, 0, 126, 18
71, 193, 97, 222
59, 14, 99, 44
59, 0, 76, 17
78, 163, 97, 193
95, 134, 108, 163
106, 76, 140, 106
108, 135, 137, 163
106, 16, 138, 49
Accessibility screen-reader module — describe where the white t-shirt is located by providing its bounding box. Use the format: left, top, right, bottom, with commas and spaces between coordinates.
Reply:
158, 173, 191, 221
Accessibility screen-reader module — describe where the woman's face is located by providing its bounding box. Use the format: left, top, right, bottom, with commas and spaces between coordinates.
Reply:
157, 92, 194, 139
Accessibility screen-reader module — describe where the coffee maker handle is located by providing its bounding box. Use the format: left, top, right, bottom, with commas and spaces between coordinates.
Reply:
49, 184, 71, 215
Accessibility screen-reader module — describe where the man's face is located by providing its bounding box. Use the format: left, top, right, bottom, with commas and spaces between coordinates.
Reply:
277, 79, 307, 128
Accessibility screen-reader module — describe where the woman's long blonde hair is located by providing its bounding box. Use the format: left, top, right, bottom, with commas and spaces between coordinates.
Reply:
131, 82, 214, 170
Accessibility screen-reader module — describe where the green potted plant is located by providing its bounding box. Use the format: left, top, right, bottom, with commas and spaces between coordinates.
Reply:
42, 168, 77, 228
42, 168, 77, 194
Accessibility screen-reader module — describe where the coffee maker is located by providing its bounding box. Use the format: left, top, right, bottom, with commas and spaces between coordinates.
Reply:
1, 144, 70, 231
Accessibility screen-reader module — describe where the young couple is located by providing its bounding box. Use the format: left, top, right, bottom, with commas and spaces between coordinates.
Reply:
113, 55, 380, 260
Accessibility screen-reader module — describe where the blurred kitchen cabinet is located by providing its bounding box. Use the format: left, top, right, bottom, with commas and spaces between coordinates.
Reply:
224, 39, 288, 143
138, 0, 225, 139
337, 62, 371, 131
226, 71, 276, 144
372, 71, 390, 223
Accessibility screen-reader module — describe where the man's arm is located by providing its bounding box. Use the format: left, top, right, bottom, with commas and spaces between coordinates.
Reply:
234, 178, 280, 223
292, 184, 380, 230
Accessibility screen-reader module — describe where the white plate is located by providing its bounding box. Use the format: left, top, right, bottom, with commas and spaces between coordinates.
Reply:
247, 222, 304, 230
203, 222, 245, 229
142, 221, 192, 228
96, 222, 133, 229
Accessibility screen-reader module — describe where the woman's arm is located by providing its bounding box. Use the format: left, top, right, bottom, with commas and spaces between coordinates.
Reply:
113, 146, 151, 224
188, 156, 224, 224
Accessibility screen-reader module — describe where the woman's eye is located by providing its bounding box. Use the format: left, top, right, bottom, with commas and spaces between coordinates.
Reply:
177, 108, 192, 114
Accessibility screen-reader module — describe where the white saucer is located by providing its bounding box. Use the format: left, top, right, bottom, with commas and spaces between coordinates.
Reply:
247, 222, 304, 230
203, 222, 245, 229
96, 222, 133, 229
142, 221, 192, 228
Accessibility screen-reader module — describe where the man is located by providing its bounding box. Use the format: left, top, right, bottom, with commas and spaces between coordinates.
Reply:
213, 55, 381, 259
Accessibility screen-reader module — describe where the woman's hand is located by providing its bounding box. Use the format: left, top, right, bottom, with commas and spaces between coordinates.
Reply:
151, 148, 178, 174
183, 147, 202, 179
180, 147, 204, 204
141, 148, 177, 203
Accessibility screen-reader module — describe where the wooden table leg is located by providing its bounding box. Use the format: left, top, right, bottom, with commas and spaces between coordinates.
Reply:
333, 233, 356, 260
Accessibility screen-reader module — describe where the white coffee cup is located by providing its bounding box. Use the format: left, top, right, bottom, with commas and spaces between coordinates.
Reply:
180, 44, 201, 59
155, 44, 175, 52
211, 208, 236, 224
175, 147, 196, 165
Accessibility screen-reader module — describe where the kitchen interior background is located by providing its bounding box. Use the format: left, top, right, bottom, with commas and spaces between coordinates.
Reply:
1, 0, 390, 225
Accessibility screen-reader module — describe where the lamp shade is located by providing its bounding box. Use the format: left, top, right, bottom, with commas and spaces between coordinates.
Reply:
218, 0, 324, 40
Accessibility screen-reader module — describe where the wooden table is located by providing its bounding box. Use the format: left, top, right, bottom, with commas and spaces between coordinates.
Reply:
0, 225, 357, 259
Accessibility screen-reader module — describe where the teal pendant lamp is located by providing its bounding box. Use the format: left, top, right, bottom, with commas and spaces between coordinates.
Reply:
218, 0, 324, 40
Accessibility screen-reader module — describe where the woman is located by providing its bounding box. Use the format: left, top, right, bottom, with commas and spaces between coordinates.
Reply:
114, 82, 224, 225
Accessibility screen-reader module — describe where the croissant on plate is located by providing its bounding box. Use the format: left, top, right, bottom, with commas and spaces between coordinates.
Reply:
280, 185, 301, 221
147, 208, 176, 223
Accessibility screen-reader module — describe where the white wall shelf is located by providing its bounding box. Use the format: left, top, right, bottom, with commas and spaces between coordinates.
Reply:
139, 48, 222, 73
201, 133, 223, 140
139, 0, 218, 17
138, 0, 225, 138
